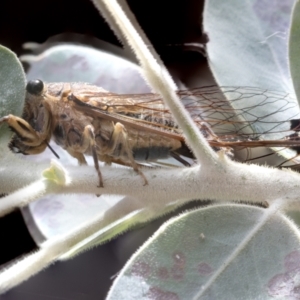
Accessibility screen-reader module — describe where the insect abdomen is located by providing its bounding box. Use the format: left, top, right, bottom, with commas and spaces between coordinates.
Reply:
132, 146, 172, 161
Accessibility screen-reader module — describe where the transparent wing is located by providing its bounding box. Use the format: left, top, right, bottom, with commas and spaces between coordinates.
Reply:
71, 84, 300, 142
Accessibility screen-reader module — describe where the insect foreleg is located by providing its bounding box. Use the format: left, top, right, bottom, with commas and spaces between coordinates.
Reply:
108, 122, 148, 186
0, 114, 45, 148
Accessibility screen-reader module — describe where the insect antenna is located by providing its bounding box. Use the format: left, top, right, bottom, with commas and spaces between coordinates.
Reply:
45, 141, 60, 159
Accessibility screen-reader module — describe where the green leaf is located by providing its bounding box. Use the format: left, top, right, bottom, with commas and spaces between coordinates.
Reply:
42, 160, 69, 185
0, 45, 26, 140
108, 204, 300, 299
289, 0, 300, 104
204, 0, 293, 91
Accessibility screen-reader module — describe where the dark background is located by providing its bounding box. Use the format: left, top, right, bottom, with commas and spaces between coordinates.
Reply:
1, 0, 206, 57
0, 0, 209, 299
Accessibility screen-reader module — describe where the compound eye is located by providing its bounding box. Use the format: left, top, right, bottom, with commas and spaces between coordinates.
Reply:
26, 79, 44, 95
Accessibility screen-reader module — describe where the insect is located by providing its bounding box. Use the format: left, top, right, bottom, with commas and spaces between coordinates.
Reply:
1, 79, 300, 187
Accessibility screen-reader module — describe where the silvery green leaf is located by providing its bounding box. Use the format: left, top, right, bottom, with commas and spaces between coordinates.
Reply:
0, 45, 26, 140
108, 204, 300, 300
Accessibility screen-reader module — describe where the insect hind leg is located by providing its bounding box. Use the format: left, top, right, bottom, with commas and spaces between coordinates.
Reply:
108, 122, 148, 186
83, 125, 104, 187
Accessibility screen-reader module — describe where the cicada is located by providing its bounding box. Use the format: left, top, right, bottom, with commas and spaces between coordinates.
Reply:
1, 79, 300, 187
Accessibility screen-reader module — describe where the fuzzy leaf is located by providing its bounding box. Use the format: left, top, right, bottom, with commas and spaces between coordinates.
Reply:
108, 204, 300, 299
0, 45, 26, 141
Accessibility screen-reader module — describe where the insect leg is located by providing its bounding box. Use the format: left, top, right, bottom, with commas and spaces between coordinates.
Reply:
197, 121, 219, 140
67, 149, 88, 165
83, 125, 104, 188
110, 122, 148, 186
170, 151, 191, 166
197, 121, 234, 156
0, 114, 41, 146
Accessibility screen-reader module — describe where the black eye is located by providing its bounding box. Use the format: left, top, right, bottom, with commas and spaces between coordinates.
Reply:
26, 79, 44, 95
